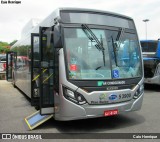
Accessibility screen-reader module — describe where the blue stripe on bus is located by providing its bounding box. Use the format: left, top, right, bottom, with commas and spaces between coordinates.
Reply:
157, 41, 160, 58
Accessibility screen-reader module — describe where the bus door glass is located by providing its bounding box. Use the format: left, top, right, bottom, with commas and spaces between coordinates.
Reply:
31, 33, 40, 106
6, 51, 16, 81
39, 27, 54, 115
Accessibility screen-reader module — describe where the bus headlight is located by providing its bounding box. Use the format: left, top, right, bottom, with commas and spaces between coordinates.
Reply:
66, 89, 76, 99
75, 92, 87, 105
133, 84, 144, 99
63, 86, 87, 105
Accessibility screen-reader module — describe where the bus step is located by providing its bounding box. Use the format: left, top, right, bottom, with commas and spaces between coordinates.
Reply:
24, 110, 53, 130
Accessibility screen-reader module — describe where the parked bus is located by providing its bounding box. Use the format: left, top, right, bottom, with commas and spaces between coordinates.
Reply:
7, 8, 144, 121
140, 39, 160, 85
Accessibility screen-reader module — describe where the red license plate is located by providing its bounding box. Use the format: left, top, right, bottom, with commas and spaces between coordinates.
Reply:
104, 109, 118, 116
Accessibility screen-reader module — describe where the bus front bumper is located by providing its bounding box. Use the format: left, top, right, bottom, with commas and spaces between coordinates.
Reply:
54, 93, 144, 121
144, 76, 160, 85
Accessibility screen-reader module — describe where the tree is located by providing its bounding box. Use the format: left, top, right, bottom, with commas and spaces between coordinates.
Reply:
0, 41, 10, 54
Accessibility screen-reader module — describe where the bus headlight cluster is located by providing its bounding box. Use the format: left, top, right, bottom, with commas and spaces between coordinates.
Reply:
63, 86, 87, 105
133, 84, 144, 99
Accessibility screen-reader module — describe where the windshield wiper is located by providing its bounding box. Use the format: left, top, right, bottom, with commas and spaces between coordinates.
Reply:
82, 24, 103, 50
116, 28, 124, 49
110, 28, 124, 67
116, 28, 123, 41
100, 34, 105, 66
95, 66, 102, 70
111, 36, 118, 67
81, 24, 105, 66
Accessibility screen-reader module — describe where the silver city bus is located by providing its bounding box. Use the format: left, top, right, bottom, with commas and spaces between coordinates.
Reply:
6, 8, 144, 121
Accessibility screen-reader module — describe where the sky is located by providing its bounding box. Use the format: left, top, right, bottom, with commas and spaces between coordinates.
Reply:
0, 0, 160, 43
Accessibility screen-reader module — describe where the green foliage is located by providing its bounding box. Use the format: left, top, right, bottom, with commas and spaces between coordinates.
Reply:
0, 41, 10, 53
0, 40, 19, 54
11, 45, 31, 56
0, 41, 8, 46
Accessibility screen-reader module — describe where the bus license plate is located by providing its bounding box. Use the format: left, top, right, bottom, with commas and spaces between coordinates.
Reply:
104, 109, 118, 116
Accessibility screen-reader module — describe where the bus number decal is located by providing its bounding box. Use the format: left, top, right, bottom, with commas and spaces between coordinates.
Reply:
119, 93, 131, 99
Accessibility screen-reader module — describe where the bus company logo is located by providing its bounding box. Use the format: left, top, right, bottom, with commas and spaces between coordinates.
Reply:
107, 81, 125, 85
109, 94, 118, 101
97, 81, 106, 86
97, 81, 125, 86
99, 93, 107, 101
2, 134, 11, 139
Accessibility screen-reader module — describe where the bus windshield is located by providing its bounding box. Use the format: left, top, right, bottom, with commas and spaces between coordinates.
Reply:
64, 27, 142, 80
141, 41, 158, 52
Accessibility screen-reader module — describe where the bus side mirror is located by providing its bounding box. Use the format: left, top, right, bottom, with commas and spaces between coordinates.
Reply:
54, 25, 62, 48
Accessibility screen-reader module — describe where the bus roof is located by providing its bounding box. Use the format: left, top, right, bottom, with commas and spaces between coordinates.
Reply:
58, 7, 133, 20
12, 7, 134, 48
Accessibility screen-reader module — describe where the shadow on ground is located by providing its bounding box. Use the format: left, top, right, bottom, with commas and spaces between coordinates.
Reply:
144, 84, 160, 92
35, 112, 145, 133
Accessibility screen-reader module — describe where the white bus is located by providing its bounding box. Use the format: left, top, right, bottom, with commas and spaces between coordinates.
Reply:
140, 39, 160, 85
6, 8, 144, 121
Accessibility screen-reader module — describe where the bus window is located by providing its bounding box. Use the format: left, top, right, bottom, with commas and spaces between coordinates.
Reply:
141, 41, 158, 52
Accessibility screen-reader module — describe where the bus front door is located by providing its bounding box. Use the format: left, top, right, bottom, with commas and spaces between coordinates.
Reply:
31, 33, 40, 106
6, 51, 16, 81
39, 27, 55, 115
